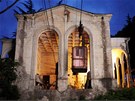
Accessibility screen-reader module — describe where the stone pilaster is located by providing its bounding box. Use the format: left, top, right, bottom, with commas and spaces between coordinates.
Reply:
15, 16, 25, 64
100, 15, 115, 89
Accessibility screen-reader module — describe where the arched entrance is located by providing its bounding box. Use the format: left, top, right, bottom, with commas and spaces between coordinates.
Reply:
67, 28, 91, 89
112, 48, 130, 88
36, 30, 59, 90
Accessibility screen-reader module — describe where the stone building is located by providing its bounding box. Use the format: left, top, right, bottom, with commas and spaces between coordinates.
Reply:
1, 5, 131, 100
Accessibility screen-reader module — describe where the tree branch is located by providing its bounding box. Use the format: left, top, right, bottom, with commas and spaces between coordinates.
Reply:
0, 0, 19, 14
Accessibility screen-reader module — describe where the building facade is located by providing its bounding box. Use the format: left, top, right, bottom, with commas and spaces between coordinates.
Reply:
1, 5, 131, 100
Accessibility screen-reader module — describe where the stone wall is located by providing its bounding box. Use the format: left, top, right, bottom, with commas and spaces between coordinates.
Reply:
15, 5, 116, 98
21, 88, 103, 101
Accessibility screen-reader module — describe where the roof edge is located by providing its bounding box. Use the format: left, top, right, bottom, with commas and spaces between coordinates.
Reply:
15, 4, 112, 17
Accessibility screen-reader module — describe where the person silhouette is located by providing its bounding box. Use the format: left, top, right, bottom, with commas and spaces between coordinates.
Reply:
85, 71, 92, 89
35, 74, 43, 86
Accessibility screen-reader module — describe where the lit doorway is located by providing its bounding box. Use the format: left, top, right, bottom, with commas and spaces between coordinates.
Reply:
36, 30, 59, 90
67, 29, 91, 89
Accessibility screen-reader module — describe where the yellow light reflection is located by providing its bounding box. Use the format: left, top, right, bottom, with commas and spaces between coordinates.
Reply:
112, 49, 123, 64
112, 49, 129, 88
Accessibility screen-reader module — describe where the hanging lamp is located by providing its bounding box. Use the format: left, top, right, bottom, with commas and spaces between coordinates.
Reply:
72, 0, 87, 74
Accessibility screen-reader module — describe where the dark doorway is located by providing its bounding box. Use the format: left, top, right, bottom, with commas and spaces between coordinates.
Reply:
43, 75, 50, 89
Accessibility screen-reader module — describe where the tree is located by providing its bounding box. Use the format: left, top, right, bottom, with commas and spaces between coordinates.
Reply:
114, 15, 135, 69
14, 0, 42, 14
0, 0, 19, 14
0, 58, 20, 100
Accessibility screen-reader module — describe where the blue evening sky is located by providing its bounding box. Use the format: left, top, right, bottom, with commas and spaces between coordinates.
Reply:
0, 0, 135, 54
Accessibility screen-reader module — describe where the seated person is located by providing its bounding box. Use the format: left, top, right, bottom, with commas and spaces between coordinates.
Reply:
35, 74, 43, 86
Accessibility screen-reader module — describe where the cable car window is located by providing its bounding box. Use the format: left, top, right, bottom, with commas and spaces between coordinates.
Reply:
76, 48, 79, 56
79, 48, 83, 57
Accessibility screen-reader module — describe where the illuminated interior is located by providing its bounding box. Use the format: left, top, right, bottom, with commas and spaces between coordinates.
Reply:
36, 30, 59, 90
112, 48, 129, 88
68, 29, 90, 89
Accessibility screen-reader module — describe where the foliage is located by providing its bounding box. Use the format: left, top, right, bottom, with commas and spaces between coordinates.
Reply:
14, 0, 42, 14
0, 58, 20, 100
114, 15, 135, 38
114, 15, 135, 69
94, 88, 135, 100
0, 0, 19, 14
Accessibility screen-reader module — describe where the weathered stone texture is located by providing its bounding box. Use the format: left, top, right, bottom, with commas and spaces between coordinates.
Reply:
1, 5, 128, 100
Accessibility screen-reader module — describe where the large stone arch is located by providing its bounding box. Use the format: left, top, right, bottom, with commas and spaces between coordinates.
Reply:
30, 25, 62, 85
65, 25, 94, 88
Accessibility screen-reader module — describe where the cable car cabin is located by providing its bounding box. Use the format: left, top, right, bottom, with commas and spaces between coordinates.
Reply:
72, 46, 87, 74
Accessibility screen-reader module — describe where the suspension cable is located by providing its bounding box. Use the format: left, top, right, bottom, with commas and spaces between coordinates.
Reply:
78, 0, 84, 46
80, 0, 83, 22
43, 0, 49, 26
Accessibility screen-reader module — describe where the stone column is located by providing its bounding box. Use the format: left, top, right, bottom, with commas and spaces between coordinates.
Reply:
125, 39, 131, 88
15, 15, 34, 93
1, 39, 12, 58
116, 58, 121, 87
15, 16, 25, 64
120, 53, 125, 88
101, 16, 113, 78
99, 16, 114, 90
57, 32, 68, 92
126, 58, 131, 88
127, 67, 130, 88
15, 16, 29, 93
57, 13, 70, 92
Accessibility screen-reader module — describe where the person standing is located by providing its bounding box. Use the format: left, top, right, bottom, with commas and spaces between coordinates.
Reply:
85, 71, 92, 89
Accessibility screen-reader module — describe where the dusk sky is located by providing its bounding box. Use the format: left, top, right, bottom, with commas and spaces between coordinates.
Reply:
0, 0, 135, 53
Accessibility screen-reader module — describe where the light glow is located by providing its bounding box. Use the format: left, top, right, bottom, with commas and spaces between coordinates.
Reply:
112, 48, 128, 88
